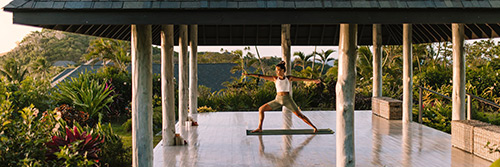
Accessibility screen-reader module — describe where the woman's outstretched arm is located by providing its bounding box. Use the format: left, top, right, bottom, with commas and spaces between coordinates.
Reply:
288, 76, 321, 84
243, 73, 275, 81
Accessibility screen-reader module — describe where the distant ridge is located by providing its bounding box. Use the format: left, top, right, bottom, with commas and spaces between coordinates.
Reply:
0, 52, 7, 57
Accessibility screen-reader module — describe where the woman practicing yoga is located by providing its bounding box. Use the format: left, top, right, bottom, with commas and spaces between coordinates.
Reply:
244, 61, 320, 133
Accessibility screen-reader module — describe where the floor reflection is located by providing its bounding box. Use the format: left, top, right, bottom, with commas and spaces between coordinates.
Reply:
258, 135, 316, 167
159, 125, 199, 167
152, 111, 492, 167
402, 123, 412, 166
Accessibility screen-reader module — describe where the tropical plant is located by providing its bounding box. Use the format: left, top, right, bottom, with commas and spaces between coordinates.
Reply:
0, 102, 57, 166
197, 106, 216, 113
56, 104, 90, 127
30, 56, 52, 79
230, 49, 259, 81
91, 67, 132, 120
316, 49, 336, 76
94, 123, 131, 166
293, 51, 313, 71
1, 76, 53, 111
254, 46, 267, 75
52, 74, 115, 125
46, 126, 103, 164
84, 38, 131, 72
0, 57, 28, 83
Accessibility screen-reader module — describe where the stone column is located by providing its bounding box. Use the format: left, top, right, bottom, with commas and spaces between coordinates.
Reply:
452, 23, 466, 120
189, 25, 198, 121
336, 24, 358, 167
372, 24, 382, 97
179, 25, 189, 125
131, 24, 153, 167
161, 25, 176, 146
402, 24, 413, 123
281, 24, 292, 129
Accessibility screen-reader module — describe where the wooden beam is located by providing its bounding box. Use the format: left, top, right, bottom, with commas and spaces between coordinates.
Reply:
12, 9, 500, 25
131, 24, 153, 167
161, 25, 176, 146
336, 23, 357, 167
402, 23, 413, 124
452, 23, 465, 121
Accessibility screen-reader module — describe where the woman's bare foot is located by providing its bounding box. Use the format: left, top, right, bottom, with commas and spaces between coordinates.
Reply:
313, 128, 318, 133
251, 128, 263, 133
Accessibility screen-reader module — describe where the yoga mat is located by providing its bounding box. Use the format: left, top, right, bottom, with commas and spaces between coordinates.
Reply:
246, 128, 334, 135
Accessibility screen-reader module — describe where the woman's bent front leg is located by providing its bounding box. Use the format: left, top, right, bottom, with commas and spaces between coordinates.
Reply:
252, 104, 272, 133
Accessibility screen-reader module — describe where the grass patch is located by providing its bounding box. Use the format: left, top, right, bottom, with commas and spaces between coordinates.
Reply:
111, 122, 162, 149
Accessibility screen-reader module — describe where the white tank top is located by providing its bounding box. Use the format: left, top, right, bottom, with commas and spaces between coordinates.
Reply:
275, 76, 290, 92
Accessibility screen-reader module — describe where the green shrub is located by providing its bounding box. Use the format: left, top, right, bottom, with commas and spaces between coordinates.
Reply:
56, 104, 90, 127
198, 106, 216, 113
91, 67, 132, 121
0, 101, 58, 166
95, 123, 131, 167
52, 74, 115, 125
1, 76, 53, 112
153, 106, 162, 134
121, 118, 132, 132
121, 107, 163, 134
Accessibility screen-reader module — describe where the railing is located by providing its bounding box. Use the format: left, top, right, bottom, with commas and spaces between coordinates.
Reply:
417, 85, 500, 123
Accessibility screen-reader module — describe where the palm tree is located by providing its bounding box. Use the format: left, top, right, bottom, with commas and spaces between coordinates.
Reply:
356, 46, 373, 81
230, 49, 258, 81
0, 57, 28, 83
293, 51, 313, 71
316, 49, 336, 76
84, 38, 131, 72
254, 46, 267, 75
31, 57, 51, 79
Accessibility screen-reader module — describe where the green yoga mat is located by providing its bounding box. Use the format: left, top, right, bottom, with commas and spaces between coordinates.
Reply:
246, 128, 334, 135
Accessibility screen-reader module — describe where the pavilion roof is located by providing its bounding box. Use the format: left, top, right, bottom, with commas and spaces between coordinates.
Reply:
4, 0, 500, 45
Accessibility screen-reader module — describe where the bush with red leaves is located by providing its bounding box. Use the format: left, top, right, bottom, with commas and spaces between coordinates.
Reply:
46, 126, 104, 162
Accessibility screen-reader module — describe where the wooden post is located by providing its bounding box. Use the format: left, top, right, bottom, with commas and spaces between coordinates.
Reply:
189, 25, 198, 121
372, 24, 383, 98
402, 24, 413, 123
452, 23, 466, 121
467, 94, 472, 120
179, 25, 189, 125
418, 87, 422, 123
336, 23, 357, 167
131, 24, 153, 167
161, 25, 175, 146
281, 24, 292, 129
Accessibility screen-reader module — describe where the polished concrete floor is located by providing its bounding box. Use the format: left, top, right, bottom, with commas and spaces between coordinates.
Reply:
153, 111, 492, 167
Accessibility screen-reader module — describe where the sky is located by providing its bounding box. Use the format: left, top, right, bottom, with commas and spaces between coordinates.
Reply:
1, 0, 41, 54
0, 0, 338, 60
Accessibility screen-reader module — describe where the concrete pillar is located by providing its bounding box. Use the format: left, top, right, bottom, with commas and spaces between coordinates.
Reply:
161, 25, 176, 146
336, 24, 358, 167
189, 25, 198, 121
452, 23, 466, 120
372, 24, 383, 97
179, 25, 189, 125
131, 24, 153, 167
402, 24, 413, 123
281, 24, 292, 129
